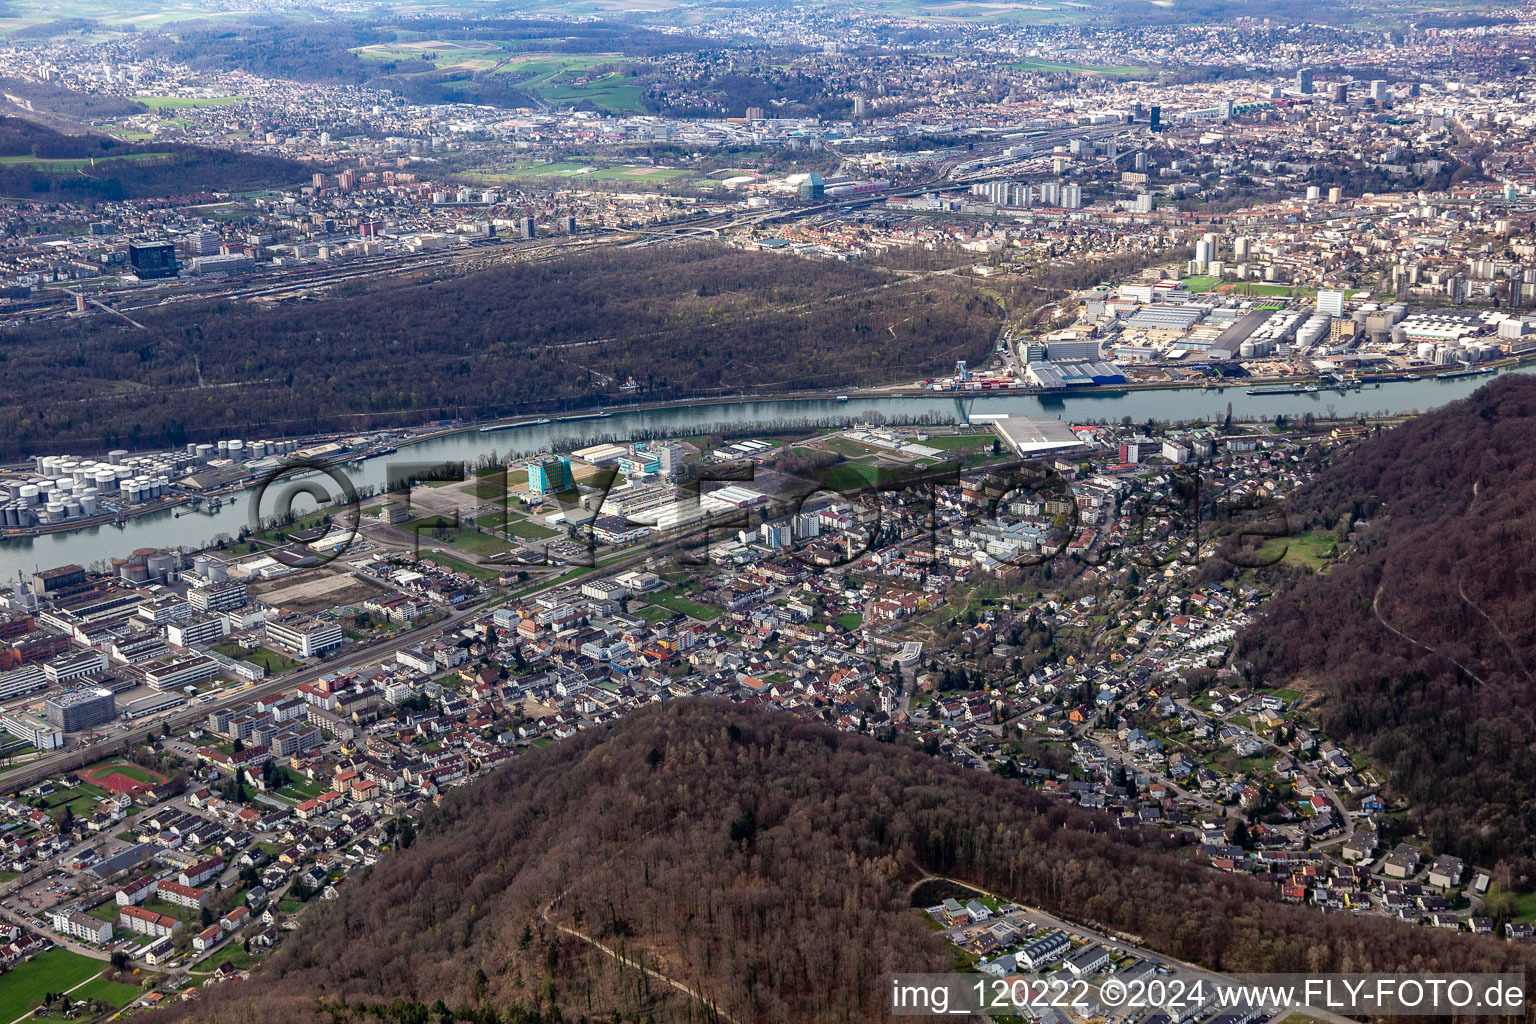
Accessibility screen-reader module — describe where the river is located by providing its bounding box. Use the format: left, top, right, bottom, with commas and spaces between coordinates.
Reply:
1, 367, 1523, 579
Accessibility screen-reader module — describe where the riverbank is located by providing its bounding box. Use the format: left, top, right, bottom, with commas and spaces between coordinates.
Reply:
3, 363, 1531, 578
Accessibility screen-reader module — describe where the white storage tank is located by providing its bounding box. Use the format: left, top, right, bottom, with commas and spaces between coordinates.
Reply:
79, 491, 99, 516
217, 440, 230, 455
228, 440, 246, 459
95, 470, 117, 492
1416, 342, 1436, 361
108, 449, 128, 461
44, 500, 64, 522
18, 484, 39, 505
196, 444, 214, 462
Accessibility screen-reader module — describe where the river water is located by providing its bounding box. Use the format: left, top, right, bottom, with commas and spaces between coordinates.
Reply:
1, 367, 1522, 579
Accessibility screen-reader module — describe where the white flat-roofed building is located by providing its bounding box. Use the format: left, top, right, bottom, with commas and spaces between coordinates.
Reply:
2, 710, 62, 750
570, 443, 629, 464
0, 664, 46, 702
265, 614, 343, 658
144, 655, 220, 691
701, 485, 768, 511
44, 647, 106, 684
167, 615, 229, 648
990, 417, 1089, 458
613, 570, 662, 593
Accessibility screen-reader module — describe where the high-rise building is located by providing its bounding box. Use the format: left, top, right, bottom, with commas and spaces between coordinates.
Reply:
44, 687, 117, 732
656, 443, 685, 476
1369, 80, 1390, 102
1316, 289, 1347, 317
528, 456, 573, 496
760, 522, 792, 548
745, 106, 765, 120
1296, 68, 1314, 94
311, 172, 326, 190
128, 241, 178, 280
852, 95, 868, 116
1061, 184, 1082, 209
182, 230, 220, 257
1134, 193, 1154, 214
971, 181, 1032, 208
520, 216, 536, 239
1148, 106, 1161, 132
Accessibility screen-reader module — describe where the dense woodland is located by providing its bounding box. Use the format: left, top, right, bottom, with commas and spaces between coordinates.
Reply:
0, 245, 1015, 455
0, 78, 146, 117
1241, 375, 1536, 868
0, 116, 310, 201
152, 702, 1536, 1024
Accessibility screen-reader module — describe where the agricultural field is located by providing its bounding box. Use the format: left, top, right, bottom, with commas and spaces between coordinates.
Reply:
350, 43, 643, 111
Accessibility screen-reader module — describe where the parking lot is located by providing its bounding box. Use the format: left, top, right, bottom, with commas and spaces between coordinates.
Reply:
7, 872, 77, 916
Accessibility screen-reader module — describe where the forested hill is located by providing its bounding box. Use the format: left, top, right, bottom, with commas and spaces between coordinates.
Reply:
1240, 374, 1536, 869
0, 245, 1012, 457
0, 116, 311, 201
155, 701, 1534, 1024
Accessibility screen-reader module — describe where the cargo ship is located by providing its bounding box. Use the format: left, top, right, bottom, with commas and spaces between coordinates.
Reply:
1246, 384, 1321, 396
479, 418, 552, 433
1435, 366, 1496, 381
